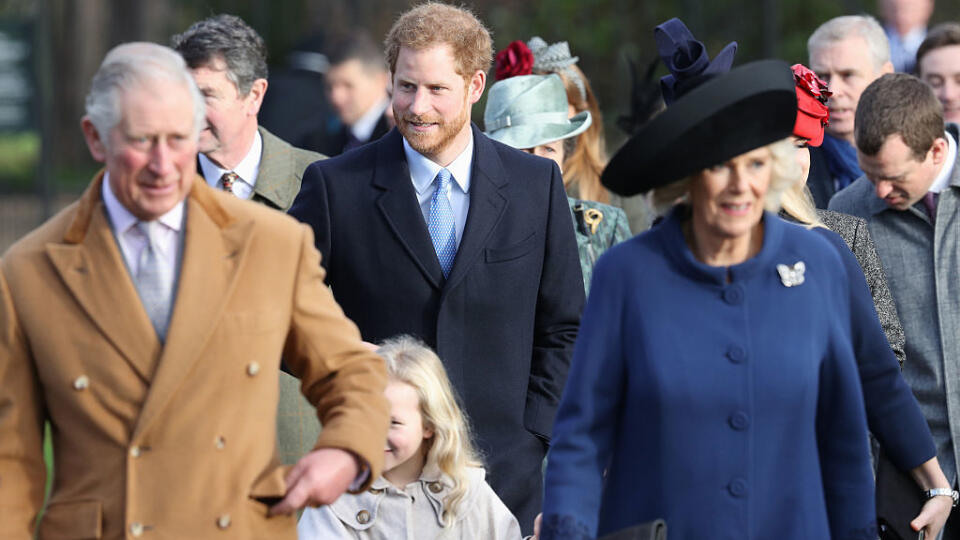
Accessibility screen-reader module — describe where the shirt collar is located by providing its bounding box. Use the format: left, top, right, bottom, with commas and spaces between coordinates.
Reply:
100, 171, 185, 234
930, 130, 957, 193
403, 132, 473, 196
350, 97, 390, 142
198, 129, 263, 187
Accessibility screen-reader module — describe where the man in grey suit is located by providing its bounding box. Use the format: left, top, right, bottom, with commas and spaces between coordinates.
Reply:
830, 73, 959, 534
172, 14, 324, 465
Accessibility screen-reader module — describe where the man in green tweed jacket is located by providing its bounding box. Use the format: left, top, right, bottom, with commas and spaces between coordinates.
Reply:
173, 14, 324, 465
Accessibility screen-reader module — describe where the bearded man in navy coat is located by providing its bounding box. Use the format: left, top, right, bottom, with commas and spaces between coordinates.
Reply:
288, 4, 583, 533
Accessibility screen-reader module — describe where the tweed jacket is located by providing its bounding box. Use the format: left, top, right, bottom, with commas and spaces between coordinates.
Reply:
0, 173, 388, 540
247, 126, 328, 466
568, 198, 631, 295
829, 124, 960, 485
297, 466, 522, 539
816, 209, 906, 367
253, 126, 324, 212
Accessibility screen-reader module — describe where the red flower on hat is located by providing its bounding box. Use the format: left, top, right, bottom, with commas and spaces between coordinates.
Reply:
495, 40, 534, 81
792, 64, 831, 104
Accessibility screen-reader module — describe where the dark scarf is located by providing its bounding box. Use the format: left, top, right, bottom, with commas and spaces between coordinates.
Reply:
820, 133, 863, 191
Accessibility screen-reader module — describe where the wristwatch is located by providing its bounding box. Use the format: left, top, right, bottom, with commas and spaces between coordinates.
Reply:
924, 488, 960, 507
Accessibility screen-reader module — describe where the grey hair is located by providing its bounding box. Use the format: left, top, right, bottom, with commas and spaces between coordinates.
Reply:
171, 14, 268, 96
651, 138, 800, 216
808, 15, 891, 70
84, 42, 205, 145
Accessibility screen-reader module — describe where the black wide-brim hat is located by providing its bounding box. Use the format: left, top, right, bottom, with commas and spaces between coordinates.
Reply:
602, 59, 798, 197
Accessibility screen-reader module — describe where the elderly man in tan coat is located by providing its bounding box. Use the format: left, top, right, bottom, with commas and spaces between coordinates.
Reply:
0, 42, 389, 540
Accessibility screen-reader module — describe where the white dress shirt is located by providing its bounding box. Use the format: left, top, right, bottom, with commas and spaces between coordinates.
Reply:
404, 134, 473, 246
101, 172, 184, 291
350, 97, 390, 143
929, 130, 957, 194
198, 130, 263, 200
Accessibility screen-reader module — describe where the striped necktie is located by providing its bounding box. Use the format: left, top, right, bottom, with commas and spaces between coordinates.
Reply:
428, 168, 457, 278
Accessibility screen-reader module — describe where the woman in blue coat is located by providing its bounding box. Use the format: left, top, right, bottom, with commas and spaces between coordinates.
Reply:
539, 20, 876, 540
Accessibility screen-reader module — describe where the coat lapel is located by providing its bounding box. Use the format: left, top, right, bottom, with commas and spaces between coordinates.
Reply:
46, 172, 161, 380
373, 129, 445, 289
252, 127, 301, 211
444, 127, 508, 291
133, 181, 252, 439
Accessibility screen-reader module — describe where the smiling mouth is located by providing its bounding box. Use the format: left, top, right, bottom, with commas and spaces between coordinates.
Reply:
720, 202, 751, 215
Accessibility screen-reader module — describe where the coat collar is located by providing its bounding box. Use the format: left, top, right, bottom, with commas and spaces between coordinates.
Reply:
47, 170, 252, 436
252, 126, 306, 210
371, 124, 508, 291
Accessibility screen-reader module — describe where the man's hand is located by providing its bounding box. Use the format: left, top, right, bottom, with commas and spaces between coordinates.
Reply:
911, 495, 952, 538
268, 448, 359, 516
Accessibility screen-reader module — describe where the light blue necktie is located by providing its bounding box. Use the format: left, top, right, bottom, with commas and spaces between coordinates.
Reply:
136, 221, 172, 340
428, 168, 457, 278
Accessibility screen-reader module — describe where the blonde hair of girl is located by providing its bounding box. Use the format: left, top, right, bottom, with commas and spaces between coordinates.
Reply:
779, 182, 826, 229
546, 64, 611, 204
378, 335, 483, 528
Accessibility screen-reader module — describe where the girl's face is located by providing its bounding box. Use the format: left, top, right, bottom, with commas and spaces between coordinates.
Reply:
523, 139, 566, 172
383, 381, 434, 482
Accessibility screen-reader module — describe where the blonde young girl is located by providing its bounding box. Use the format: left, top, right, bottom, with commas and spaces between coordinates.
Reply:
297, 336, 522, 539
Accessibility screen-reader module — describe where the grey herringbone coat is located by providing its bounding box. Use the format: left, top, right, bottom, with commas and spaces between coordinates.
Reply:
829, 124, 960, 484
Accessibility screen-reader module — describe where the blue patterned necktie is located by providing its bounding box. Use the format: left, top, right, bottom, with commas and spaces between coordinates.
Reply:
136, 221, 172, 340
428, 168, 457, 278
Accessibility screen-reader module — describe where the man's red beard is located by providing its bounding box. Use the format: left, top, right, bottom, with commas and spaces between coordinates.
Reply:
394, 100, 470, 159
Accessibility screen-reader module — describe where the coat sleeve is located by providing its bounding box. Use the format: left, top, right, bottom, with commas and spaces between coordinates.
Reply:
816, 265, 878, 540
0, 264, 46, 539
850, 218, 906, 367
840, 224, 935, 470
525, 162, 586, 440
282, 224, 390, 491
288, 161, 333, 272
541, 252, 627, 540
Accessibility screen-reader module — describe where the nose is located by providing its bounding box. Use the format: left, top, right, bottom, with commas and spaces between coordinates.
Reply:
408, 87, 431, 116
148, 139, 175, 176
874, 181, 893, 199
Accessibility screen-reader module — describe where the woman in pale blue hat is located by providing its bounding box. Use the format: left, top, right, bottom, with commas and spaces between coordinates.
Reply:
483, 73, 631, 294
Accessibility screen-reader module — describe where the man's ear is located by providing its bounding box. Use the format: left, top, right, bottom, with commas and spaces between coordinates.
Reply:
930, 136, 949, 166
81, 117, 108, 163
245, 78, 268, 116
467, 69, 486, 105
880, 60, 895, 76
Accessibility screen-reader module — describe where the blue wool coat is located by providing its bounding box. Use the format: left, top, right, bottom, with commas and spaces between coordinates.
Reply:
541, 208, 876, 540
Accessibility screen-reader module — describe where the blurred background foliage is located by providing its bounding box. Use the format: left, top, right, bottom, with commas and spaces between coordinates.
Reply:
0, 0, 959, 202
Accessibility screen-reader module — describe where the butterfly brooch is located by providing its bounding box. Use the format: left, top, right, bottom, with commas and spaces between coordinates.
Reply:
776, 261, 805, 287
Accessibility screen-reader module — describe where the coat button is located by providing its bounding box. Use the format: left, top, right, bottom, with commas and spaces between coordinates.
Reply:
729, 411, 750, 431
722, 286, 743, 305
728, 478, 748, 498
356, 509, 371, 524
428, 482, 443, 493
726, 345, 746, 364
215, 436, 226, 450
368, 487, 384, 495
246, 362, 260, 376
130, 445, 141, 458
73, 375, 90, 391
216, 514, 231, 529
129, 522, 144, 537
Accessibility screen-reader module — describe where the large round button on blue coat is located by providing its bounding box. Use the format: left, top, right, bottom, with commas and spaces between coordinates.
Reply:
728, 478, 748, 498
726, 345, 746, 363
722, 286, 743, 305
729, 411, 750, 431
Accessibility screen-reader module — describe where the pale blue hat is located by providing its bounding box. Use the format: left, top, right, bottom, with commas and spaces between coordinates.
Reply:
483, 74, 591, 150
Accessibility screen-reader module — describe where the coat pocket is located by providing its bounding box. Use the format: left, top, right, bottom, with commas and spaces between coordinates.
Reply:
249, 464, 290, 506
38, 498, 102, 539
485, 231, 539, 263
